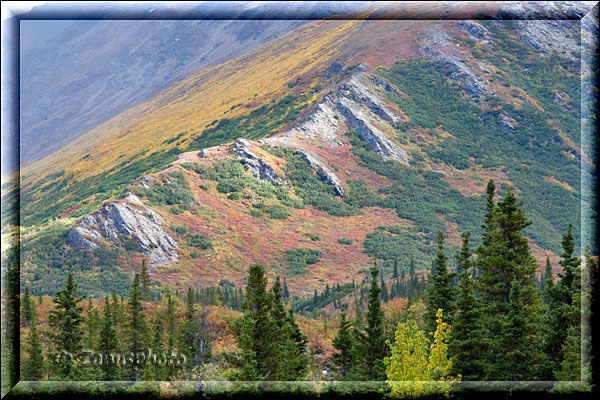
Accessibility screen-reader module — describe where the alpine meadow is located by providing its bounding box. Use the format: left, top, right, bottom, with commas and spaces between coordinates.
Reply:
1, 1, 598, 398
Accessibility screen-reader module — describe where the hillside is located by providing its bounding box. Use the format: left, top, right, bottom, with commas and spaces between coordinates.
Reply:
9, 1, 371, 174
5, 1, 598, 298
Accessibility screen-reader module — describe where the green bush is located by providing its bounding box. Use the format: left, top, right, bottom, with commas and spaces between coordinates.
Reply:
309, 234, 321, 241
266, 205, 290, 219
185, 234, 213, 250
338, 238, 353, 245
285, 248, 321, 275
171, 225, 189, 235
190, 251, 199, 258
170, 206, 184, 215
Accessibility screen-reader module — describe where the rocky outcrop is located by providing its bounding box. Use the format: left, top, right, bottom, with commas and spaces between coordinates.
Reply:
234, 139, 283, 183
323, 62, 344, 80
554, 91, 578, 116
432, 55, 492, 102
497, 110, 517, 133
331, 72, 410, 163
371, 75, 404, 98
458, 20, 490, 41
69, 194, 178, 265
296, 149, 344, 197
296, 101, 344, 146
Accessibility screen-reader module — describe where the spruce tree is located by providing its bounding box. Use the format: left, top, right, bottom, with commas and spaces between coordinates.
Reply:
126, 273, 150, 380
475, 183, 542, 380
21, 304, 44, 381
543, 224, 582, 379
179, 289, 212, 375
449, 232, 491, 380
165, 292, 180, 379
332, 312, 353, 378
84, 299, 101, 351
268, 276, 307, 380
144, 318, 168, 381
496, 280, 537, 380
283, 277, 290, 300
97, 297, 119, 380
542, 257, 553, 304
425, 232, 456, 334
21, 287, 35, 327
48, 270, 85, 380
362, 267, 386, 380
234, 264, 277, 380
140, 260, 152, 301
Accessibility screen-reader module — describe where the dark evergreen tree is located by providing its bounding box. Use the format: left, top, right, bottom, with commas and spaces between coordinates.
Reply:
283, 277, 290, 300
541, 257, 553, 303
496, 280, 537, 380
97, 297, 119, 380
332, 312, 353, 378
450, 232, 491, 380
362, 267, 386, 380
165, 292, 180, 379
381, 274, 389, 303
475, 183, 542, 380
125, 273, 150, 380
425, 232, 456, 333
48, 270, 85, 380
268, 277, 307, 380
21, 286, 35, 327
543, 224, 582, 380
84, 299, 101, 351
144, 318, 166, 380
234, 265, 277, 380
140, 259, 151, 301
21, 303, 44, 381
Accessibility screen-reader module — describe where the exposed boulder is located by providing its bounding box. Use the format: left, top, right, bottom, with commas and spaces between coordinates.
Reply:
371, 75, 404, 98
497, 110, 517, 133
234, 139, 283, 183
69, 193, 178, 265
458, 20, 490, 40
554, 90, 578, 116
296, 149, 344, 197
323, 62, 344, 80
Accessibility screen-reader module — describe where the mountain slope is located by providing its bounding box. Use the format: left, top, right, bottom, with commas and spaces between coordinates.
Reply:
7, 2, 597, 297
12, 2, 376, 173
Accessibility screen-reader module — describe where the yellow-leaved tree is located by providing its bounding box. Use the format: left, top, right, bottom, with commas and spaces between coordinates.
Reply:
384, 309, 461, 398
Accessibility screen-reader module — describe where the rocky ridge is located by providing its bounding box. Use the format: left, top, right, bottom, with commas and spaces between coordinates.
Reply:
69, 193, 178, 265
234, 139, 283, 184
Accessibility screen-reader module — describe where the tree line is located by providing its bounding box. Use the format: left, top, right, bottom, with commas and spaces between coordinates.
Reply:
17, 180, 594, 395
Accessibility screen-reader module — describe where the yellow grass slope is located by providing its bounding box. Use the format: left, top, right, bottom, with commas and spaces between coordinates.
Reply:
21, 19, 363, 186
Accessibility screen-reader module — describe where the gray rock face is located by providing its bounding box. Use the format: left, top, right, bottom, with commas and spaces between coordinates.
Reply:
497, 110, 517, 133
458, 20, 490, 40
371, 75, 403, 98
330, 72, 410, 163
517, 20, 579, 58
234, 139, 283, 183
296, 149, 345, 197
69, 193, 178, 265
323, 62, 344, 80
554, 90, 578, 116
432, 55, 492, 102
281, 100, 344, 148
